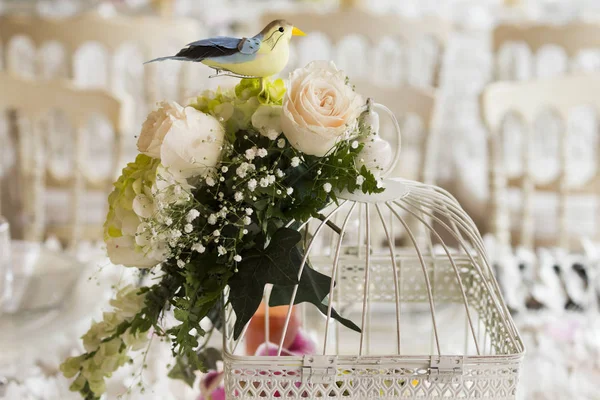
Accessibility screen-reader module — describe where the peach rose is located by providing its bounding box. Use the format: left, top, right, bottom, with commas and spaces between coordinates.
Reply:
281, 61, 363, 156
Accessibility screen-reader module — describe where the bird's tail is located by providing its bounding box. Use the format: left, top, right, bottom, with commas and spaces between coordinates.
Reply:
144, 56, 190, 64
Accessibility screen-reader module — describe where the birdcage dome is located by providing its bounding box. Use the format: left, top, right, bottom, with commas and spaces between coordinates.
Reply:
221, 103, 524, 400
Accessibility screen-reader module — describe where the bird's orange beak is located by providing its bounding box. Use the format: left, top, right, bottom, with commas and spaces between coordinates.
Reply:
292, 26, 306, 36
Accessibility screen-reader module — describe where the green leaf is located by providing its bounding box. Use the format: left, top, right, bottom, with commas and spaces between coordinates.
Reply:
228, 228, 303, 339
167, 354, 197, 388
197, 347, 223, 371
206, 298, 224, 332
269, 262, 361, 334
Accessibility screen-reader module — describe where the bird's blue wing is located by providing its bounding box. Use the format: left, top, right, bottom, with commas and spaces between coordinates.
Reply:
187, 36, 261, 55
187, 36, 240, 49
237, 37, 261, 55
149, 35, 262, 64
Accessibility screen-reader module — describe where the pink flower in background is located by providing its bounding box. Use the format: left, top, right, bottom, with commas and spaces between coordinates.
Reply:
254, 330, 316, 356
197, 371, 225, 400
198, 330, 316, 399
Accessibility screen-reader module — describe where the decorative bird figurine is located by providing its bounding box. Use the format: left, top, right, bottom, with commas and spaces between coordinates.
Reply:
145, 20, 305, 78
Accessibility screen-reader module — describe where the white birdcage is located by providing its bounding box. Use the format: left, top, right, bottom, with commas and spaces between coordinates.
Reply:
221, 100, 524, 399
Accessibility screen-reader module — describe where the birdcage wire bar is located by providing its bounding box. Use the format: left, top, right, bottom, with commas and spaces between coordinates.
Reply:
221, 176, 524, 399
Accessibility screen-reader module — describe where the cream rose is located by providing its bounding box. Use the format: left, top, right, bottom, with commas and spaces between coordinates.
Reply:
281, 61, 364, 156
137, 102, 225, 179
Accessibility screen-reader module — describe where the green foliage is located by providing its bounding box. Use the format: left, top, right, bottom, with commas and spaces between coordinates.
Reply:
168, 347, 223, 387
269, 263, 361, 333
229, 228, 360, 338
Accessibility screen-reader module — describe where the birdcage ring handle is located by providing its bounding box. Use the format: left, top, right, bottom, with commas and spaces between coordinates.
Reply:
356, 98, 402, 179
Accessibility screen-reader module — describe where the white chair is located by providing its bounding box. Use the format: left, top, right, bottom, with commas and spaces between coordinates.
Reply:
0, 12, 201, 121
0, 72, 127, 247
481, 73, 600, 250
455, 21, 600, 238
259, 8, 451, 89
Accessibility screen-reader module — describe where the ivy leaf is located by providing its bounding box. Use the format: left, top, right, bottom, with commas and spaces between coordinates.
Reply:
269, 262, 361, 333
228, 228, 303, 339
227, 270, 263, 340
206, 299, 223, 332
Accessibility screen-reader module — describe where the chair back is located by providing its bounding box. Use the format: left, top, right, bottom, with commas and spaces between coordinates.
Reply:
481, 73, 600, 250
492, 22, 600, 81
0, 72, 127, 246
0, 13, 201, 119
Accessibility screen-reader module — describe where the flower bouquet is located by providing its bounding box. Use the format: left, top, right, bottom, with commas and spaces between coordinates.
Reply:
61, 61, 395, 399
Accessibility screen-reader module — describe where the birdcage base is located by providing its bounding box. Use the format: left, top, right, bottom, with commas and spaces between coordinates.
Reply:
223, 352, 521, 399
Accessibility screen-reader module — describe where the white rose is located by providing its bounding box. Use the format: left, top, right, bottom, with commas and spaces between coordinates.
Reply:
160, 107, 225, 179
137, 101, 186, 159
281, 61, 364, 156
137, 102, 226, 179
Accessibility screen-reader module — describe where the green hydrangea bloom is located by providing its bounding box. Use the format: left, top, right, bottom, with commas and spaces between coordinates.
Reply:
189, 78, 286, 138
60, 355, 86, 379
260, 78, 286, 105
104, 154, 165, 268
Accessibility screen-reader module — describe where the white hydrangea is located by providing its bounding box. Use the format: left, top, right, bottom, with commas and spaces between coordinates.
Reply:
291, 157, 300, 167
251, 104, 282, 140
110, 285, 147, 319
122, 327, 149, 351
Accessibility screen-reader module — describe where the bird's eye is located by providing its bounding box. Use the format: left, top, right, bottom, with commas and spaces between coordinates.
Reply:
279, 27, 284, 32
